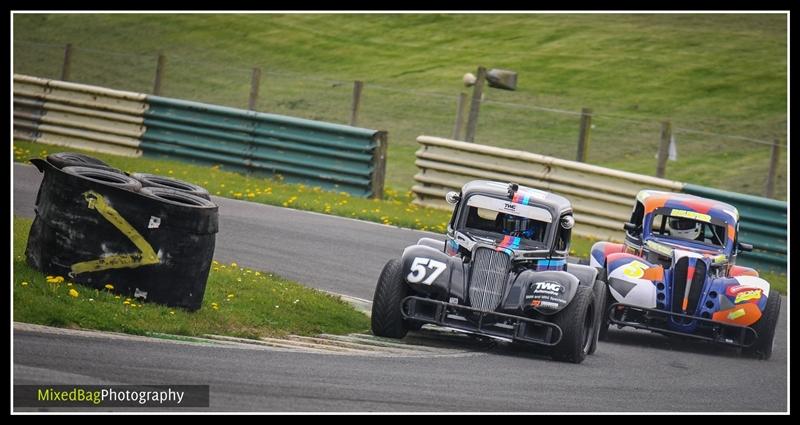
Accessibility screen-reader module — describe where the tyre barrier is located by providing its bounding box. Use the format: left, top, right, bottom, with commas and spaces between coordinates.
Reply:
25, 156, 219, 311
46, 152, 124, 174
132, 173, 212, 200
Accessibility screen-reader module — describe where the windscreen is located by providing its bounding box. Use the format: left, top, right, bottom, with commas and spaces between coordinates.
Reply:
650, 209, 727, 248
462, 195, 551, 248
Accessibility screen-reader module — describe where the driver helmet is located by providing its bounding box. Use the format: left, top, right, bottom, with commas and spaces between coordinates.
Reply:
667, 217, 701, 240
500, 213, 535, 238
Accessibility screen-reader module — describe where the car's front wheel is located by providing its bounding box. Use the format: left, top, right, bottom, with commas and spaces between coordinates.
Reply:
371, 259, 410, 339
743, 290, 781, 360
550, 285, 595, 363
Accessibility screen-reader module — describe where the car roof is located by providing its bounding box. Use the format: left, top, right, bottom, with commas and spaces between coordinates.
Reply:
636, 190, 739, 223
461, 180, 572, 214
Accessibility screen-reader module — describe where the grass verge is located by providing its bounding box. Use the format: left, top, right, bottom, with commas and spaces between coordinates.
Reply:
13, 216, 370, 338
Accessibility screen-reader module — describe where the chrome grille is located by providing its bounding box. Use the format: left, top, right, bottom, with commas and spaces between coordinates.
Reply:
468, 247, 511, 311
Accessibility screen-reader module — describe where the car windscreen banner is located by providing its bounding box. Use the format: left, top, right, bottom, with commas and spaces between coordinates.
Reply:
467, 194, 552, 223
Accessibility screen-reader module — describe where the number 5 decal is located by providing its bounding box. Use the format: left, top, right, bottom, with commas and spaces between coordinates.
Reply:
621, 260, 649, 279
407, 257, 447, 285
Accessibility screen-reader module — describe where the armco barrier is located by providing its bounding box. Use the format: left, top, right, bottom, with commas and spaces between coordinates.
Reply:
682, 184, 787, 272
13, 74, 388, 198
141, 96, 387, 198
13, 74, 147, 157
412, 136, 786, 273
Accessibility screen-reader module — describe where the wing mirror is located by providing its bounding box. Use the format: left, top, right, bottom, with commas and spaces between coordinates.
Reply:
738, 242, 753, 252
623, 222, 638, 233
445, 191, 461, 205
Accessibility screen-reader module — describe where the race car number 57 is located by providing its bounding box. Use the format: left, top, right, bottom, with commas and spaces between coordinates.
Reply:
407, 257, 447, 285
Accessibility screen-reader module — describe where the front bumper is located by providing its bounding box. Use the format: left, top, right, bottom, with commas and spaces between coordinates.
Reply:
401, 296, 562, 346
608, 303, 758, 348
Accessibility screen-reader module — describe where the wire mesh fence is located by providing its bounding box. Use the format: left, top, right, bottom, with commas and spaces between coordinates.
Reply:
12, 41, 787, 199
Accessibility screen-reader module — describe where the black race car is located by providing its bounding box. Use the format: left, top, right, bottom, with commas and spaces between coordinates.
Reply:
371, 180, 607, 363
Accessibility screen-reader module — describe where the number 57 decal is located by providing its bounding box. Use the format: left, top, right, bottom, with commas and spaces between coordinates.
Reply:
406, 257, 447, 285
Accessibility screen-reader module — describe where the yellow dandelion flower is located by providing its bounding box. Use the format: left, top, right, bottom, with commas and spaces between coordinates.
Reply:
67, 283, 73, 287
255, 272, 261, 276
21, 281, 29, 287
115, 296, 121, 299
46, 276, 64, 284
231, 262, 238, 268
227, 294, 235, 298
169, 311, 175, 315
68, 289, 79, 298
104, 284, 114, 290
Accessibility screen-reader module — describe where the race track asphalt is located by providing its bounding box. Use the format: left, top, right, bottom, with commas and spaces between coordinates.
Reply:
12, 163, 788, 412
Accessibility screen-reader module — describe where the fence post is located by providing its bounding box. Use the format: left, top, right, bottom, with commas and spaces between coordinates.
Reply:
60, 43, 73, 81
452, 92, 467, 140
656, 120, 672, 178
464, 66, 487, 143
350, 80, 363, 126
153, 52, 166, 95
576, 107, 593, 162
248, 67, 262, 110
370, 131, 388, 199
764, 139, 781, 199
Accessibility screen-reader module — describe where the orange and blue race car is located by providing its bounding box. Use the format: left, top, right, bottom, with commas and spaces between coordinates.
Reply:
590, 190, 781, 359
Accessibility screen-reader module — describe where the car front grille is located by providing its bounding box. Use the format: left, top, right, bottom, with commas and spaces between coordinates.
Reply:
468, 247, 511, 312
671, 256, 707, 318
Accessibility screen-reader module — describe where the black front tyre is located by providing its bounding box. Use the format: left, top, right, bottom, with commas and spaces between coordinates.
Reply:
551, 285, 595, 363
371, 259, 410, 339
743, 291, 781, 360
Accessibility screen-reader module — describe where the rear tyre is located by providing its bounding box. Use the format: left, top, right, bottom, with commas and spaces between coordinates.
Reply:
588, 279, 607, 354
551, 285, 595, 363
743, 291, 781, 360
597, 269, 612, 341
371, 259, 410, 339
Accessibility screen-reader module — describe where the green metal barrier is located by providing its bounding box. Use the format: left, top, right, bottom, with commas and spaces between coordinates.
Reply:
682, 184, 786, 273
141, 96, 387, 198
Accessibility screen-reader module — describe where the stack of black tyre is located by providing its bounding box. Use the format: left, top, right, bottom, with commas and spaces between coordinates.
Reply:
25, 152, 219, 311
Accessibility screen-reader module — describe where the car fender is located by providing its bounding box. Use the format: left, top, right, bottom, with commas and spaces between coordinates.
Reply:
565, 263, 599, 287
401, 245, 465, 298
589, 241, 625, 268
729, 265, 759, 277
416, 237, 445, 252
515, 270, 580, 315
605, 252, 661, 308
706, 275, 771, 327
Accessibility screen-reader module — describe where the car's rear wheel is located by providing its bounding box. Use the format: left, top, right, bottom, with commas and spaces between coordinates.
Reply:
597, 268, 612, 341
551, 285, 595, 363
588, 279, 607, 354
743, 291, 781, 360
371, 259, 410, 339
